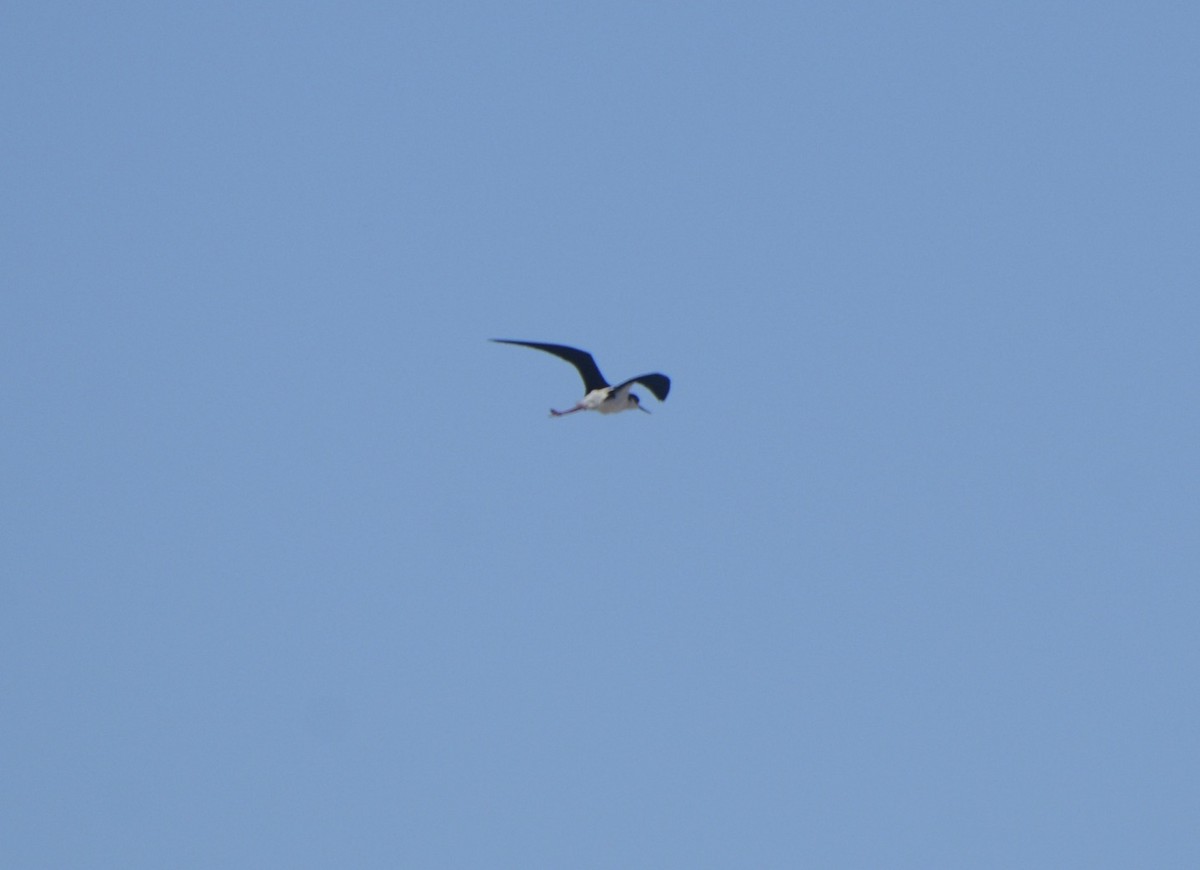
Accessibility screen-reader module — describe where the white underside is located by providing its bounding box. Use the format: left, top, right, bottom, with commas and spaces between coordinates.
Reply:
583, 386, 633, 414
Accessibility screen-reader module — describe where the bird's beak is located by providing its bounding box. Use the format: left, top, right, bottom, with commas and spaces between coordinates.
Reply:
638, 404, 651, 413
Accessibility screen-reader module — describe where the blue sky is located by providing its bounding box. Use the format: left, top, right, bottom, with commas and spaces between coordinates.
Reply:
3, 2, 1198, 866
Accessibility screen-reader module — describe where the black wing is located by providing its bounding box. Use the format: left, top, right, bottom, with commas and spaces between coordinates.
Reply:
613, 373, 671, 402
490, 340, 609, 393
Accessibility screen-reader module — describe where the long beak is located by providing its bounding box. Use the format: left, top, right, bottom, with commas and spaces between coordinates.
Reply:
637, 404, 651, 413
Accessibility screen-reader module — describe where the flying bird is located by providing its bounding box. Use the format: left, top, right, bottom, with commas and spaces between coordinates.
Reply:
491, 339, 671, 416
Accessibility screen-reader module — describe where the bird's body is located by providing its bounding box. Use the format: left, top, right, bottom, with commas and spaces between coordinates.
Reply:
491, 339, 670, 417
577, 383, 639, 415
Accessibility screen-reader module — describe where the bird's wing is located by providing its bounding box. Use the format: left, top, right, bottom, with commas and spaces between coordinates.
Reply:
490, 340, 609, 393
612, 373, 671, 402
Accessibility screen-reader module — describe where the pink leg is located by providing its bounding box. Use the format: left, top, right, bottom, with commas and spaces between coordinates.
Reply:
550, 404, 585, 417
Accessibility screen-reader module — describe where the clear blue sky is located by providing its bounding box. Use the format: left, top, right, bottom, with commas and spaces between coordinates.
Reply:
3, 2, 1198, 867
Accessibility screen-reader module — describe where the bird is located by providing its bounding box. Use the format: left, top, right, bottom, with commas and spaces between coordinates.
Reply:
491, 339, 670, 416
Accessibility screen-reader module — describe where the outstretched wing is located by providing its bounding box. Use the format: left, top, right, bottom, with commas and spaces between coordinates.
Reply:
612, 373, 670, 402
490, 339, 609, 393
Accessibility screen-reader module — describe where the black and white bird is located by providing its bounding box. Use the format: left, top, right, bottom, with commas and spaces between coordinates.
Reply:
491, 339, 671, 416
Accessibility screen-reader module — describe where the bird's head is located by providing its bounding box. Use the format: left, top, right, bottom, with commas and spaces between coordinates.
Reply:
630, 392, 651, 413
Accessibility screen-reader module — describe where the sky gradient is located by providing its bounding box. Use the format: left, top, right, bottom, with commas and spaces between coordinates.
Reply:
4, 2, 1198, 867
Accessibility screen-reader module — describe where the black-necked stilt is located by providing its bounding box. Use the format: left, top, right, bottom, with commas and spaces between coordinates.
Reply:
491, 340, 671, 416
